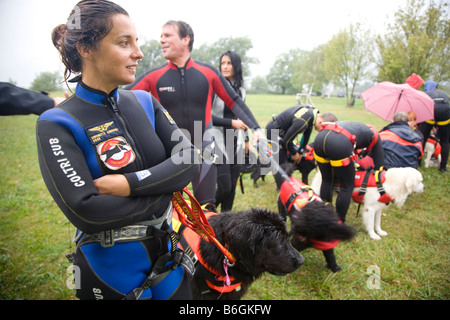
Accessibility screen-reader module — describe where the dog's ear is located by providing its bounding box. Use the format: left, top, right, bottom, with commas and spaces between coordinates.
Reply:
405, 175, 418, 194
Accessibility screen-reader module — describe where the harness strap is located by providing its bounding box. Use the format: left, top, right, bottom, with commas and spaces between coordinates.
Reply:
284, 185, 319, 211
314, 151, 357, 167
78, 202, 174, 248
172, 188, 237, 264
365, 125, 379, 152
358, 169, 372, 196
205, 279, 241, 293
426, 119, 450, 126
374, 167, 393, 204
321, 123, 356, 143
124, 243, 194, 300
352, 167, 393, 205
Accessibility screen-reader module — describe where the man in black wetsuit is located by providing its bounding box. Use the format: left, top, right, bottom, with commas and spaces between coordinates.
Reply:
266, 105, 327, 188
313, 117, 385, 222
126, 20, 262, 208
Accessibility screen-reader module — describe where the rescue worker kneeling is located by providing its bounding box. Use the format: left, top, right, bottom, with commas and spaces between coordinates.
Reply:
379, 111, 423, 169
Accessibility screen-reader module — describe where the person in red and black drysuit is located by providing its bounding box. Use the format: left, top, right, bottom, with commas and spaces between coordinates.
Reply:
125, 20, 263, 208
313, 119, 385, 222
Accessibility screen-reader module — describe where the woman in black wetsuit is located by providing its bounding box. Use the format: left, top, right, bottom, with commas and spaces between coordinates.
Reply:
212, 51, 248, 212
36, 0, 199, 300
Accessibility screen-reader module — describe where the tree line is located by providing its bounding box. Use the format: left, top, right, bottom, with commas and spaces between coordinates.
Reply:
29, 0, 448, 107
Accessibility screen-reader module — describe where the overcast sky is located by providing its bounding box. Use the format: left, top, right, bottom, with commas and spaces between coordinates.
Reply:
0, 0, 409, 88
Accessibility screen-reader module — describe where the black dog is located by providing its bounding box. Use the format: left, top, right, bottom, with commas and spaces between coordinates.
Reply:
238, 150, 268, 192
277, 163, 356, 272
174, 208, 304, 299
287, 144, 317, 185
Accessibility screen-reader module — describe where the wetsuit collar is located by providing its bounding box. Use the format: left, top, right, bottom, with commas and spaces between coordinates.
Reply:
75, 81, 119, 105
168, 57, 194, 70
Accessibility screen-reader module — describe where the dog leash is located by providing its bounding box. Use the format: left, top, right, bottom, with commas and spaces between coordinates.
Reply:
172, 188, 237, 265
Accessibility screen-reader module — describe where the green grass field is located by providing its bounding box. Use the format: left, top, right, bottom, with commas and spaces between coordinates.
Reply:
0, 94, 448, 300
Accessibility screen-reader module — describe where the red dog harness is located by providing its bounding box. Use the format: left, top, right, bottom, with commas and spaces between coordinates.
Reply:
352, 163, 393, 205
427, 137, 441, 159
280, 176, 341, 251
172, 210, 242, 294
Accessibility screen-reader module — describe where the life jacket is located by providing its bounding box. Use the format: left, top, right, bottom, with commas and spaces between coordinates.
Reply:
172, 210, 242, 294
427, 137, 441, 158
352, 165, 393, 205
279, 176, 340, 251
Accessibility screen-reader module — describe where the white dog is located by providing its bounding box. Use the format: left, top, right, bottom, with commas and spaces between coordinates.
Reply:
424, 139, 441, 168
310, 168, 425, 240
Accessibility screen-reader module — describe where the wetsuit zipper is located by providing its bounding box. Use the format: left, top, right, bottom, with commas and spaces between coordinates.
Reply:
179, 67, 190, 132
104, 96, 144, 168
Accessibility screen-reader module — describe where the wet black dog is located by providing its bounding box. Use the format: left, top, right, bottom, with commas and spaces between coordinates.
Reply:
175, 208, 304, 300
288, 144, 317, 185
238, 150, 268, 191
277, 164, 356, 272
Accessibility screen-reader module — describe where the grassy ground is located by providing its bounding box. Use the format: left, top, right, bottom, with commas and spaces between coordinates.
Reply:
0, 94, 448, 300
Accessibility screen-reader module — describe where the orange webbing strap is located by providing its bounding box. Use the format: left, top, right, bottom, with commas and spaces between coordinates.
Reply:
321, 123, 356, 143
172, 188, 237, 264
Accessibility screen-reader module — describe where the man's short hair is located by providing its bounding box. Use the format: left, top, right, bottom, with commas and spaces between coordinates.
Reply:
164, 20, 194, 52
321, 112, 338, 122
393, 111, 409, 122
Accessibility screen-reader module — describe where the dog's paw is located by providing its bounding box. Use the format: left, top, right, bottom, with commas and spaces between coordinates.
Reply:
376, 230, 388, 237
369, 233, 382, 240
329, 265, 342, 273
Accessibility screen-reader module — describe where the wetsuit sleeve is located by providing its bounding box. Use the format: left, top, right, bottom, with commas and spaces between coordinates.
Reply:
37, 118, 176, 234
1, 82, 54, 115
123, 97, 200, 197
281, 109, 314, 155
212, 115, 232, 128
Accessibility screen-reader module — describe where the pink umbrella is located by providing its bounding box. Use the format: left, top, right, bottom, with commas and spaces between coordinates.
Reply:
361, 81, 434, 123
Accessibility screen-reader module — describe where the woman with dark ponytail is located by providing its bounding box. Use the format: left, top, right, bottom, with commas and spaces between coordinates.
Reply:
37, 0, 199, 300
212, 51, 249, 212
